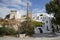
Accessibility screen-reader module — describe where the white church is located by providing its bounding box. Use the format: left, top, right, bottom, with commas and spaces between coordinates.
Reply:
33, 13, 53, 33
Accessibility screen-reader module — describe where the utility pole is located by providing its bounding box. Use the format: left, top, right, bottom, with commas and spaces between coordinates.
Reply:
27, 2, 29, 17
26, 2, 29, 35
26, 2, 29, 23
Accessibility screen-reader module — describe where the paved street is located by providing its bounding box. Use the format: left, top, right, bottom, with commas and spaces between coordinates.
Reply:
0, 34, 60, 40
0, 36, 60, 40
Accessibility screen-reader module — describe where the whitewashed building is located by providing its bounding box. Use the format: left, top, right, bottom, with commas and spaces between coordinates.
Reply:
33, 13, 53, 33
5, 10, 21, 31
9, 10, 21, 20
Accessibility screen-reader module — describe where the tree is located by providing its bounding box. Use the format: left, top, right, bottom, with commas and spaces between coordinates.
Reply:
20, 17, 34, 36
20, 16, 43, 36
33, 21, 43, 27
45, 0, 60, 25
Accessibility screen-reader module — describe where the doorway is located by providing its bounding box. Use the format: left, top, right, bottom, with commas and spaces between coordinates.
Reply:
38, 28, 43, 33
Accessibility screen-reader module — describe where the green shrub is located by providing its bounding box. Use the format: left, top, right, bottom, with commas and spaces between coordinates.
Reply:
0, 27, 6, 35
25, 26, 34, 36
20, 21, 34, 36
19, 26, 26, 34
20, 26, 34, 36
0, 27, 17, 36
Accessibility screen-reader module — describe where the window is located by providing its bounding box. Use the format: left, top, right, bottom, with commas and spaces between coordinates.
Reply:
46, 21, 48, 23
36, 17, 39, 20
43, 23, 45, 25
40, 14, 43, 16
47, 26, 49, 31
42, 19, 44, 21
42, 17, 45, 21
43, 17, 44, 19
41, 17, 42, 19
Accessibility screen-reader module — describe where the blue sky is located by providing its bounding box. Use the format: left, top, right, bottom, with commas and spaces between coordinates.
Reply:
30, 0, 50, 9
0, 0, 50, 18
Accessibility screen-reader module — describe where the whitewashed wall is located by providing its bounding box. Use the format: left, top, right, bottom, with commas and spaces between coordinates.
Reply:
33, 13, 53, 33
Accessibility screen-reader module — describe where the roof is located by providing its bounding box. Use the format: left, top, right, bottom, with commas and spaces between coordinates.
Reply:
33, 13, 54, 18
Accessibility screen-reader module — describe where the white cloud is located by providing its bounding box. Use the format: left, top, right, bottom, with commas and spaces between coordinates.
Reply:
32, 8, 46, 17
21, 0, 32, 6
0, 0, 31, 7
0, 7, 10, 18
0, 7, 27, 18
32, 8, 46, 13
19, 10, 27, 15
0, 0, 32, 18
32, 8, 54, 18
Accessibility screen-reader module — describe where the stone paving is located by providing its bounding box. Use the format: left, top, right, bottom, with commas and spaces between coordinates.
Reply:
0, 34, 60, 40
